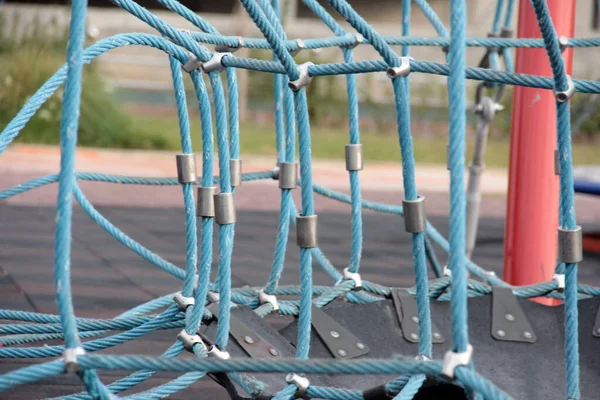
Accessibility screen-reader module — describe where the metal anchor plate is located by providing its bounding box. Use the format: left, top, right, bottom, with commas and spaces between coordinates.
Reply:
491, 286, 536, 343
205, 303, 285, 359
391, 288, 445, 344
310, 305, 369, 359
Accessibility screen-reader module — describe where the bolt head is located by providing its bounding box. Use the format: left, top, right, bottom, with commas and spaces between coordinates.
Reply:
433, 332, 442, 339
496, 329, 506, 338
410, 333, 419, 341
505, 314, 515, 321
411, 316, 419, 323
330, 330, 340, 338
338, 349, 347, 357
269, 348, 279, 356
356, 342, 365, 350
523, 331, 532, 339
244, 335, 254, 344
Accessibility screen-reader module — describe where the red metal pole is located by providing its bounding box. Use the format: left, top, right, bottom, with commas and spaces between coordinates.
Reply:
503, 0, 575, 305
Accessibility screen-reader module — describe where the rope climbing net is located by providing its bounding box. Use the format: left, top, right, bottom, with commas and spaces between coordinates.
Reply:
1, 0, 599, 399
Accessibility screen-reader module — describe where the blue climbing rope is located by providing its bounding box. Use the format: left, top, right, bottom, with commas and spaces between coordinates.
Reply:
0, 0, 597, 399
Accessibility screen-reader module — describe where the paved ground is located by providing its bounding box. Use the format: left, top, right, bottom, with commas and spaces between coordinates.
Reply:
1, 145, 600, 399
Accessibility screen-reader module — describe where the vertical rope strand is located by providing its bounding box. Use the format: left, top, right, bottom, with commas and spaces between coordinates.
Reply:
168, 56, 197, 299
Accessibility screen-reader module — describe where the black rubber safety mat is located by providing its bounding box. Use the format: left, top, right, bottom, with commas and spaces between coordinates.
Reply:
276, 296, 600, 399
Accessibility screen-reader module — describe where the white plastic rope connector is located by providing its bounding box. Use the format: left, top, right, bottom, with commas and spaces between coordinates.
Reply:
343, 32, 364, 49
558, 36, 569, 53
258, 289, 280, 311
207, 291, 220, 304
215, 37, 244, 53
177, 329, 205, 353
173, 292, 195, 312
554, 75, 575, 103
441, 344, 473, 379
286, 373, 310, 399
290, 38, 306, 56
343, 267, 362, 291
182, 53, 203, 73
386, 57, 412, 79
288, 62, 314, 92
443, 265, 452, 277
483, 270, 496, 284
553, 273, 565, 292
63, 347, 85, 373
201, 52, 231, 73
208, 345, 231, 360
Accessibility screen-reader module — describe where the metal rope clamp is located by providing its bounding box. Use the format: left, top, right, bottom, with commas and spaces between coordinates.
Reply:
215, 37, 244, 53
197, 186, 216, 217
342, 267, 362, 291
290, 38, 306, 56
441, 344, 473, 379
201, 52, 231, 73
288, 62, 314, 92
345, 144, 363, 171
63, 347, 85, 373
296, 214, 318, 248
173, 292, 195, 312
485, 31, 500, 54
278, 162, 298, 189
176, 154, 197, 184
343, 32, 364, 49
386, 56, 412, 79
554, 75, 575, 103
214, 192, 236, 225
258, 289, 280, 312
286, 373, 310, 399
402, 196, 426, 233
558, 225, 583, 263
474, 96, 503, 124
182, 53, 203, 73
177, 329, 205, 353
500, 28, 513, 38
476, 32, 500, 73
230, 158, 242, 187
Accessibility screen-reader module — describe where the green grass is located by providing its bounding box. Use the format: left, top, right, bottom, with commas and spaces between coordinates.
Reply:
129, 113, 599, 167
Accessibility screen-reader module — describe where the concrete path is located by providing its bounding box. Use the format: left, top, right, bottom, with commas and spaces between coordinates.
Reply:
2, 144, 599, 223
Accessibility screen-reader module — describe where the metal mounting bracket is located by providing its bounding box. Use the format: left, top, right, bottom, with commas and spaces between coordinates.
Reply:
593, 304, 600, 338
391, 288, 445, 344
491, 287, 536, 343
310, 305, 369, 359
206, 303, 282, 359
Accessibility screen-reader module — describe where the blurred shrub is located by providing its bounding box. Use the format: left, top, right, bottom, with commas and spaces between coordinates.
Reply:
0, 12, 169, 149
246, 48, 348, 127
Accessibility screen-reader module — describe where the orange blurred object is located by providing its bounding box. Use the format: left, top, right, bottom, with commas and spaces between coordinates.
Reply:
503, 0, 576, 306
